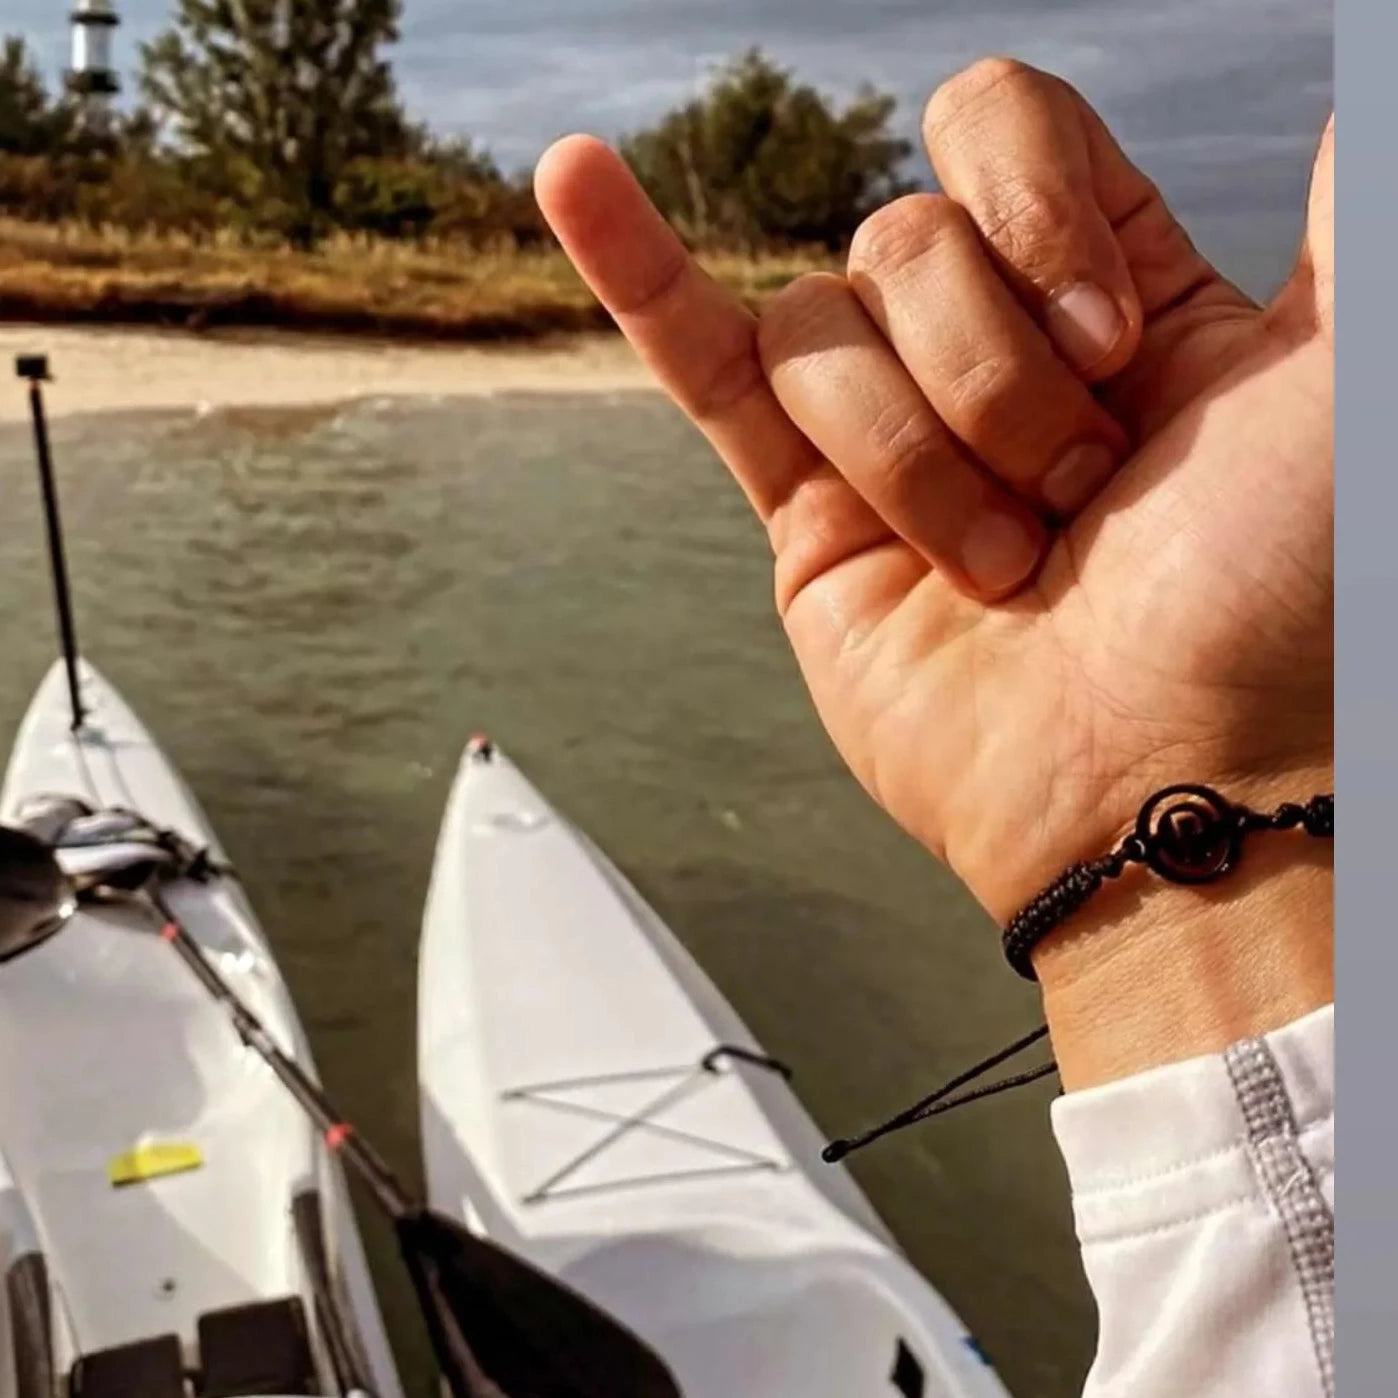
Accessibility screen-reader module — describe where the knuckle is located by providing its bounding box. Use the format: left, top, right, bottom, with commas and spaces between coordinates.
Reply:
975, 176, 1081, 280
865, 404, 946, 498
926, 56, 1040, 132
683, 324, 765, 421
848, 193, 969, 279
942, 355, 1025, 444
689, 344, 763, 421
756, 272, 852, 369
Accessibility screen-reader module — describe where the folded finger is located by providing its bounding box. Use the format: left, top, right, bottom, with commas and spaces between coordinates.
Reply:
758, 273, 1047, 598
848, 193, 1129, 516
924, 58, 1253, 381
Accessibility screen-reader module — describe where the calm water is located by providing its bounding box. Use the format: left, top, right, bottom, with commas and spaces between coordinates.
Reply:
0, 390, 1091, 1397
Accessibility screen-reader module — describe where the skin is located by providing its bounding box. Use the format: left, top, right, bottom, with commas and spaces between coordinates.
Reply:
535, 59, 1334, 1090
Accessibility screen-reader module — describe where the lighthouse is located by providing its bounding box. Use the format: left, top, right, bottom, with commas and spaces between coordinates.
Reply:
67, 0, 121, 131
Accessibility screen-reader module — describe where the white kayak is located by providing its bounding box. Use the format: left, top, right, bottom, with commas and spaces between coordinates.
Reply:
0, 660, 403, 1398
418, 738, 1014, 1398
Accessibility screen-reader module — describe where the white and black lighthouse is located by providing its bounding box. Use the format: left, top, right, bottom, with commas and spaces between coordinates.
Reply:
67, 0, 121, 128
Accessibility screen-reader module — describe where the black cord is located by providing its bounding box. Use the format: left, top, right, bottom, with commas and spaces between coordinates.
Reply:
822, 1026, 1055, 1163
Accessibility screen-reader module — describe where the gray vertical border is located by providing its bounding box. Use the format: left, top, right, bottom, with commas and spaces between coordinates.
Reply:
1338, 0, 1398, 1386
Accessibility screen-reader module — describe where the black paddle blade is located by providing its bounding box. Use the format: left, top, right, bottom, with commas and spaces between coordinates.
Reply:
396, 1209, 683, 1398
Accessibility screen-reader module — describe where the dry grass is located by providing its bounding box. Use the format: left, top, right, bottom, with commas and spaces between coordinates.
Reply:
0, 219, 838, 340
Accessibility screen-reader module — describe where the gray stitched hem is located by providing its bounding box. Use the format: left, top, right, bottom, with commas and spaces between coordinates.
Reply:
1225, 1036, 1335, 1398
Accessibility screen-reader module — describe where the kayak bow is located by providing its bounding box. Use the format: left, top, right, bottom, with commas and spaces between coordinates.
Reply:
418, 738, 1015, 1398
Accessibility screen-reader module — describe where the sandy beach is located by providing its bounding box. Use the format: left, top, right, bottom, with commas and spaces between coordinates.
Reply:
0, 324, 654, 422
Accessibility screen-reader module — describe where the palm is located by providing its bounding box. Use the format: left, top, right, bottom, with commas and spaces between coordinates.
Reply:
536, 87, 1333, 926
792, 304, 1333, 919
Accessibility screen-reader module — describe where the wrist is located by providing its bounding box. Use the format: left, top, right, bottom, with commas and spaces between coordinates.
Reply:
1031, 768, 1334, 1091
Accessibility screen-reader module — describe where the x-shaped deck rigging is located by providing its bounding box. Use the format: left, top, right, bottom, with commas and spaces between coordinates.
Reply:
503, 1046, 794, 1205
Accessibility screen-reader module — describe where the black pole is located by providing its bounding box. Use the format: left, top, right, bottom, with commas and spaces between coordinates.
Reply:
16, 356, 84, 731
146, 886, 415, 1220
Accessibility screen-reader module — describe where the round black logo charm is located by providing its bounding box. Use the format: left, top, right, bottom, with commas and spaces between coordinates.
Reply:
1135, 784, 1242, 885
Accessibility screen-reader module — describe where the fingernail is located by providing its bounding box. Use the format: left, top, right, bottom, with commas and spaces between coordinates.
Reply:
961, 512, 1043, 595
1042, 442, 1119, 515
1046, 283, 1125, 371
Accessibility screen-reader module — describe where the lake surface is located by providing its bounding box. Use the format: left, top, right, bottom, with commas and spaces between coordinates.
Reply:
0, 389, 1092, 1397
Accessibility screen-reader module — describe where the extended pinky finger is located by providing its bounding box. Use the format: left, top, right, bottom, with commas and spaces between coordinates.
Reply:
535, 133, 818, 522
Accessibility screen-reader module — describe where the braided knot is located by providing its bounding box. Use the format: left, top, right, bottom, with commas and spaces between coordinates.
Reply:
1301, 794, 1334, 837
1000, 785, 1334, 982
1004, 859, 1115, 980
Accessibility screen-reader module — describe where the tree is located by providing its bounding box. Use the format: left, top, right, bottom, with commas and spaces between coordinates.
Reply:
622, 49, 916, 249
334, 136, 546, 247
418, 141, 546, 247
139, 1, 409, 246
0, 35, 73, 156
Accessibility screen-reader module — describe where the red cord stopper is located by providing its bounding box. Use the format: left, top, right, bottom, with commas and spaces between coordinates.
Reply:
323, 1122, 353, 1152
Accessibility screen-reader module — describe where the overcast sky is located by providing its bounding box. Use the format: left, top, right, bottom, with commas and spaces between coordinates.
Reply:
12, 0, 1332, 297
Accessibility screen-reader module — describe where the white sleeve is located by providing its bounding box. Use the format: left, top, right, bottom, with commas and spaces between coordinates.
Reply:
1051, 1003, 1334, 1398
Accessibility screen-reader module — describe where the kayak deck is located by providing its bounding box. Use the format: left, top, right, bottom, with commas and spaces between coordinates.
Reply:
0, 661, 402, 1394
419, 742, 1011, 1397
0, 899, 310, 1350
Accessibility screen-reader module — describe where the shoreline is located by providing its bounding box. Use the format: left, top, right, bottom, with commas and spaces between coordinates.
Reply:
0, 221, 832, 419
0, 288, 616, 343
0, 323, 656, 422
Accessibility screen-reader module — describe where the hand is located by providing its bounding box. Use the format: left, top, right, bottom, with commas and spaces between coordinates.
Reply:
535, 60, 1333, 955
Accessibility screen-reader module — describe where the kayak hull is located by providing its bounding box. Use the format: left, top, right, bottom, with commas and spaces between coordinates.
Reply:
0, 660, 403, 1397
418, 741, 1012, 1397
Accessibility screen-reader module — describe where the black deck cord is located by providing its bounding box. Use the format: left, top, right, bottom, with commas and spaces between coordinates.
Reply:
823, 785, 1334, 1164
822, 1026, 1056, 1163
701, 1044, 794, 1080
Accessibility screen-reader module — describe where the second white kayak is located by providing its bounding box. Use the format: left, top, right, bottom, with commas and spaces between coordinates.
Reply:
418, 737, 1013, 1398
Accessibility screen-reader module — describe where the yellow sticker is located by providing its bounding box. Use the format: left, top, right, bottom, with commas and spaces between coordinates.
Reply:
107, 1141, 204, 1188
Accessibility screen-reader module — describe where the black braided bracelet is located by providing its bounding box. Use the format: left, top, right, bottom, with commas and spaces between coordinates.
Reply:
1002, 784, 1334, 981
